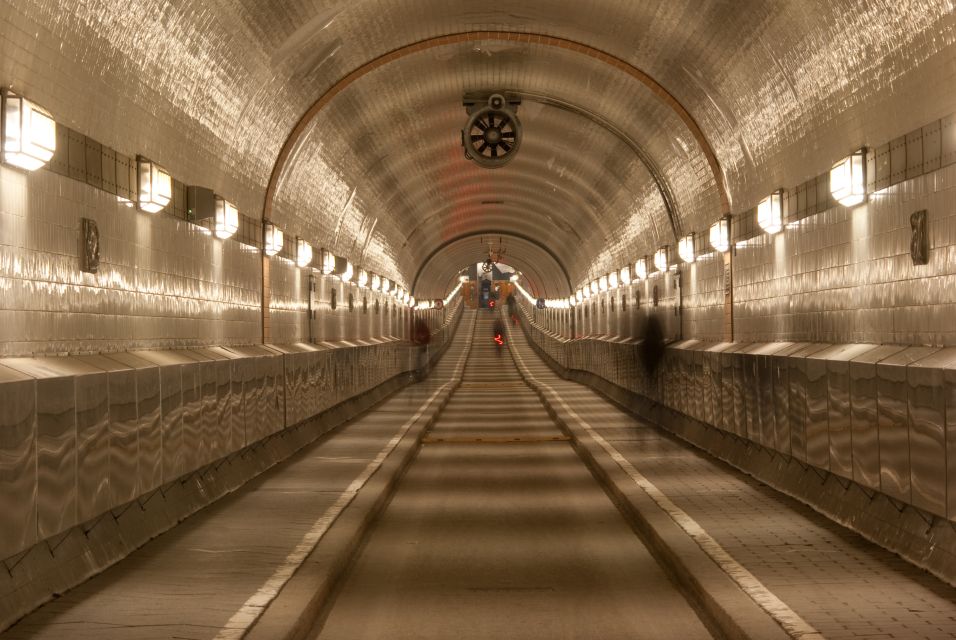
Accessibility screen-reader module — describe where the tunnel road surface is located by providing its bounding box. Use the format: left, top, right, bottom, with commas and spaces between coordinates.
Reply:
309, 311, 714, 640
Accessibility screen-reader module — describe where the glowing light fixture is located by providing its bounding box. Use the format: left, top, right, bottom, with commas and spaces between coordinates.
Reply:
509, 273, 520, 282
296, 238, 313, 268
599, 275, 609, 291
830, 149, 866, 207
409, 296, 416, 307
137, 157, 172, 213
341, 261, 354, 282
403, 291, 410, 305
575, 289, 583, 303
757, 189, 784, 235
590, 280, 599, 295
620, 265, 632, 286
654, 246, 668, 272
371, 274, 381, 291
358, 269, 369, 288
678, 233, 695, 264
635, 257, 648, 281
214, 197, 239, 239
264, 221, 284, 256
459, 275, 469, 283
2, 92, 55, 171
709, 218, 730, 253
569, 295, 576, 307
381, 277, 391, 293
321, 249, 335, 275
609, 271, 619, 289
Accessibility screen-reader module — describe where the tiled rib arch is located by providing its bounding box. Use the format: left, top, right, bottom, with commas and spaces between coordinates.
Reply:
264, 30, 731, 231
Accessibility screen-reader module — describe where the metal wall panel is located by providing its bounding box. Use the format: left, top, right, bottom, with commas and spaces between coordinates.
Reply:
946, 364, 956, 521
876, 348, 938, 503
200, 361, 218, 467
181, 363, 204, 473
788, 345, 829, 463
849, 346, 907, 491
101, 354, 150, 507
823, 345, 879, 481
770, 344, 810, 456
34, 375, 76, 539
159, 366, 184, 484
136, 367, 162, 493
0, 366, 37, 560
907, 349, 956, 517
804, 351, 832, 470
74, 371, 110, 522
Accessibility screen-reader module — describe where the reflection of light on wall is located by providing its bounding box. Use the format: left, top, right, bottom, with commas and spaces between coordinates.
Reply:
851, 203, 870, 263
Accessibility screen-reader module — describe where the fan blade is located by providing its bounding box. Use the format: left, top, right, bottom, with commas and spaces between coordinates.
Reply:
501, 131, 516, 139
488, 114, 496, 128
477, 142, 488, 154
474, 118, 487, 131
491, 146, 499, 158
471, 134, 484, 141
500, 140, 512, 152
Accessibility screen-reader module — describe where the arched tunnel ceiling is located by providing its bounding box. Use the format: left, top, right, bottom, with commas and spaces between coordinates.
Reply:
10, 0, 954, 295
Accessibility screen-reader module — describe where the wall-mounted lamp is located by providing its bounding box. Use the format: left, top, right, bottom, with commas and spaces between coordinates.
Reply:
830, 148, 867, 207
569, 295, 576, 307
635, 257, 648, 281
575, 289, 583, 303
264, 221, 284, 256
590, 280, 599, 295
137, 156, 172, 213
371, 273, 381, 291
381, 277, 391, 293
609, 271, 619, 289
599, 275, 609, 291
757, 190, 784, 235
620, 265, 632, 286
2, 91, 55, 171
340, 261, 354, 283
214, 197, 239, 239
296, 238, 312, 268
709, 218, 730, 253
678, 233, 695, 264
358, 269, 369, 288
409, 296, 416, 308
654, 246, 669, 272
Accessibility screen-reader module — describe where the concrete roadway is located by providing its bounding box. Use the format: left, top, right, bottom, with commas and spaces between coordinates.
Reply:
311, 312, 713, 640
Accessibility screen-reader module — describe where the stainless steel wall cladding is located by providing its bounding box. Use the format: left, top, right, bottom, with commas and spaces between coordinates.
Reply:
908, 349, 956, 517
0, 364, 37, 560
0, 305, 461, 562
848, 346, 907, 491
0, 169, 262, 357
525, 302, 956, 523
733, 164, 956, 347
876, 348, 935, 504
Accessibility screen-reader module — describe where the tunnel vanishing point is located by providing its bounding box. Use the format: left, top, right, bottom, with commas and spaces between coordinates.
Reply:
1, 2, 956, 639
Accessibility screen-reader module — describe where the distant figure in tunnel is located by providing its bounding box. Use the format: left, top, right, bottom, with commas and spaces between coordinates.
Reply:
639, 313, 665, 377
412, 318, 431, 380
493, 316, 506, 355
506, 292, 517, 325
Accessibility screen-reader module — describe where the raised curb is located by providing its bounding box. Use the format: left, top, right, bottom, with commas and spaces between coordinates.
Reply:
245, 314, 476, 640
509, 326, 791, 640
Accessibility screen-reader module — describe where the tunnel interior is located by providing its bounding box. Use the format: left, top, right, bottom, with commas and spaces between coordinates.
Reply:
1, 1, 956, 637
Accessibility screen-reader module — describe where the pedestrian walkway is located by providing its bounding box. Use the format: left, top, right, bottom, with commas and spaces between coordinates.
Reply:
507, 321, 956, 640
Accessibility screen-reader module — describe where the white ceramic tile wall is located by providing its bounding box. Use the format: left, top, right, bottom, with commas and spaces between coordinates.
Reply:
733, 163, 956, 346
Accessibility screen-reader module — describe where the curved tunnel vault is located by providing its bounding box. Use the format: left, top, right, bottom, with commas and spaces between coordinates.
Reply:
265, 30, 732, 300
